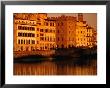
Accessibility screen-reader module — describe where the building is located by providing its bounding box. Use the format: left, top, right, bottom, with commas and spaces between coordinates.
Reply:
14, 13, 38, 51
37, 16, 56, 50
56, 15, 77, 48
14, 13, 97, 52
14, 13, 56, 51
75, 13, 96, 48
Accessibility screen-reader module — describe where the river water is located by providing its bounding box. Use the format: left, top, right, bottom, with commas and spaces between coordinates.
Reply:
14, 57, 97, 75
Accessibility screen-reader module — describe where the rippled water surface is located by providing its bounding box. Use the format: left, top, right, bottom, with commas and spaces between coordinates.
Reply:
14, 57, 97, 75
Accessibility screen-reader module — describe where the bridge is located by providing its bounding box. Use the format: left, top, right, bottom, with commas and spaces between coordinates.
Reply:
14, 50, 55, 59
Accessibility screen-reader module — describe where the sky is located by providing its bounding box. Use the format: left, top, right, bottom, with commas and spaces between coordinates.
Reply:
48, 13, 97, 30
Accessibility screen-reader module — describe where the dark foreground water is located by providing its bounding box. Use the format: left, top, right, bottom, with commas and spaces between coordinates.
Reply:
14, 57, 97, 75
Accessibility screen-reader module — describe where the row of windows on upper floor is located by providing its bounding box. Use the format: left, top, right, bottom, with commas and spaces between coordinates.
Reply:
76, 30, 93, 33
17, 26, 55, 33
38, 28, 55, 33
76, 42, 93, 46
40, 37, 56, 42
18, 26, 35, 31
15, 20, 36, 25
18, 39, 35, 44
18, 32, 35, 37
76, 38, 93, 41
56, 37, 93, 42
76, 34, 93, 37
39, 46, 56, 50
44, 22, 55, 26
76, 29, 93, 33
15, 20, 56, 26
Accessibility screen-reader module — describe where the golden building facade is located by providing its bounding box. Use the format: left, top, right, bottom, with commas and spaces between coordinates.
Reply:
14, 13, 97, 52
37, 17, 56, 50
14, 13, 56, 51
14, 15, 37, 51
75, 13, 96, 48
56, 15, 77, 48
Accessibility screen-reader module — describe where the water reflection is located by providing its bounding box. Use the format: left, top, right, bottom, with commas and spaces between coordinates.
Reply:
14, 57, 97, 75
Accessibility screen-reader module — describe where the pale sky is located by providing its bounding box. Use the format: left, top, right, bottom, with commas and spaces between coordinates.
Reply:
48, 13, 97, 30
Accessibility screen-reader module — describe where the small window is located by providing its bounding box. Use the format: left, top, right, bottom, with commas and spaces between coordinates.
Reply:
40, 34, 44, 36
58, 37, 59, 41
57, 30, 59, 33
45, 29, 48, 32
50, 29, 52, 33
37, 34, 39, 37
32, 40, 35, 44
29, 40, 30, 44
21, 40, 23, 44
24, 40, 25, 44
18, 39, 20, 44
32, 34, 35, 37
40, 37, 44, 41
50, 23, 52, 26
37, 28, 39, 31
46, 23, 48, 26
40, 29, 43, 32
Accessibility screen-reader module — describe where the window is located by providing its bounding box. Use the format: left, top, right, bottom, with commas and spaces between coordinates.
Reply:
46, 22, 48, 26
32, 27, 35, 31
50, 23, 52, 26
40, 37, 44, 41
45, 29, 48, 32
37, 28, 39, 31
25, 27, 27, 30
32, 34, 35, 37
53, 23, 54, 26
18, 26, 21, 29
40, 29, 43, 32
28, 33, 31, 37
62, 38, 63, 41
53, 30, 55, 33
24, 33, 27, 37
38, 23, 41, 25
32, 40, 35, 44
40, 33, 44, 36
37, 41, 39, 44
50, 37, 52, 42
26, 40, 28, 44
21, 40, 23, 44
45, 37, 46, 41
23, 33, 25, 37
27, 27, 29, 30
57, 30, 59, 33
37, 34, 39, 37
50, 29, 52, 33
18, 39, 20, 44
22, 27, 25, 30
58, 37, 59, 41
29, 40, 30, 44
24, 40, 25, 44
18, 33, 20, 36
18, 32, 22, 36
29, 27, 32, 31
45, 46, 47, 49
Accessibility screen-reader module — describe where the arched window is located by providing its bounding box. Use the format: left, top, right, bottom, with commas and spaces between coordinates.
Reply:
29, 40, 30, 44
24, 40, 25, 44
21, 40, 23, 44
18, 39, 20, 44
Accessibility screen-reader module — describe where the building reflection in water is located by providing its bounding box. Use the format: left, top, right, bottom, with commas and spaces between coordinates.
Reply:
14, 57, 97, 75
